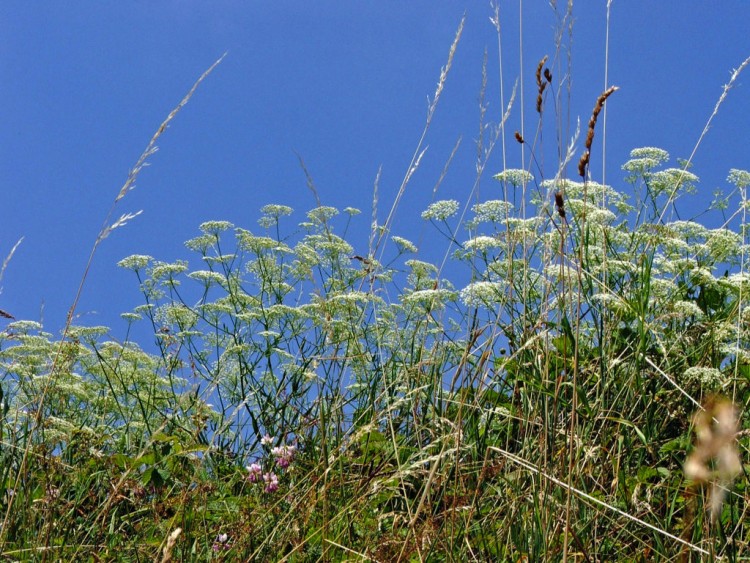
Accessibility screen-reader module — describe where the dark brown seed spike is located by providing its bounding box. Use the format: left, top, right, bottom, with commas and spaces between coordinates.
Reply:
578, 151, 590, 178
0, 309, 14, 320
578, 85, 618, 177
544, 68, 552, 83
535, 56, 549, 114
535, 55, 548, 89
555, 191, 566, 218
514, 131, 524, 144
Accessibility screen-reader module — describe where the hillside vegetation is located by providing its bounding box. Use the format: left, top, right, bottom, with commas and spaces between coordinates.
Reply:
1, 7, 749, 562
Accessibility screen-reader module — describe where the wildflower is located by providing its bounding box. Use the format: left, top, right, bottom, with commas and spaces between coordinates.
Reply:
246, 463, 262, 482
459, 281, 505, 307
260, 434, 274, 446
629, 146, 670, 163
463, 236, 503, 253
188, 270, 226, 286
263, 472, 279, 493
622, 147, 669, 173
727, 168, 750, 189
392, 236, 418, 254
117, 254, 152, 271
260, 204, 293, 217
150, 261, 188, 281
212, 533, 231, 551
271, 444, 297, 468
307, 206, 339, 223
421, 200, 459, 221
493, 169, 533, 187
199, 220, 234, 235
683, 366, 725, 388
401, 288, 455, 308
470, 200, 513, 223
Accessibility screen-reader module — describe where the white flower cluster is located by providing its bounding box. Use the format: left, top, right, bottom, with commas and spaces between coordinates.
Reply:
459, 281, 505, 307
470, 200, 513, 224
117, 254, 152, 271
463, 236, 503, 253
493, 169, 533, 187
392, 236, 418, 254
421, 200, 459, 221
683, 366, 725, 388
401, 288, 455, 308
199, 220, 234, 235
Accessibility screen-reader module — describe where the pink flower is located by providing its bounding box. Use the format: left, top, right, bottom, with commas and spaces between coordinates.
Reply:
271, 444, 296, 468
260, 434, 274, 446
246, 463, 262, 482
263, 472, 279, 493
212, 533, 230, 551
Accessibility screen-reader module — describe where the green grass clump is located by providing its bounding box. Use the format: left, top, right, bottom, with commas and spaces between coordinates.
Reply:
1, 5, 750, 562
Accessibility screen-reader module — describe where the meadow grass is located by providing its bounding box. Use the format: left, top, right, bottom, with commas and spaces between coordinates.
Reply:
0, 4, 749, 562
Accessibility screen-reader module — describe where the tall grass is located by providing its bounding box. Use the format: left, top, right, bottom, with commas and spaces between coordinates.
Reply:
0, 5, 748, 562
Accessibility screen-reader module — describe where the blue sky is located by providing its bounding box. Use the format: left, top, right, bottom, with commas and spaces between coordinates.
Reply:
1, 3, 749, 337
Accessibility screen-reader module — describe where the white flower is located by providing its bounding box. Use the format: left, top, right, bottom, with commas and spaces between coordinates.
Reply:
421, 200, 459, 221
117, 254, 152, 271
459, 281, 505, 307
199, 220, 234, 235
471, 200, 513, 223
392, 236, 418, 254
493, 169, 533, 186
463, 236, 503, 252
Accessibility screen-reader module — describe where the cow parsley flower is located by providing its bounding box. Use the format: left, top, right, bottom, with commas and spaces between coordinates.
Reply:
460, 281, 505, 307
493, 169, 533, 187
199, 220, 234, 235
117, 254, 152, 271
392, 236, 418, 254
421, 200, 459, 221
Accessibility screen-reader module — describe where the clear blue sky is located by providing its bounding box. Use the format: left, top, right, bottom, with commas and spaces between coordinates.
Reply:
1, 3, 749, 336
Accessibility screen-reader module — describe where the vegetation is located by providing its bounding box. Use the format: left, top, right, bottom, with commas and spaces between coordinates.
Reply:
1, 5, 749, 561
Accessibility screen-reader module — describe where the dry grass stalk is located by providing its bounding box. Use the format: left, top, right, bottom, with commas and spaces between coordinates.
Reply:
684, 395, 742, 522
160, 527, 182, 563
577, 85, 618, 178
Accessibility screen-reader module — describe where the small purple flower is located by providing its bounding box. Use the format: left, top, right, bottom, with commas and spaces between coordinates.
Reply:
263, 472, 279, 493
212, 533, 230, 551
277, 456, 291, 469
246, 463, 262, 482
